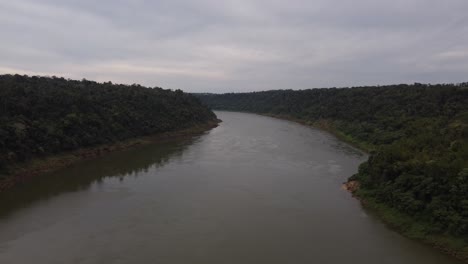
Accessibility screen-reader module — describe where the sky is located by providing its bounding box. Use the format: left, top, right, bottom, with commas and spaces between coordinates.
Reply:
1, 0, 467, 93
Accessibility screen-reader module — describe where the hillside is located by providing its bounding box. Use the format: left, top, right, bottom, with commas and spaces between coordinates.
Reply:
0, 74, 217, 173
196, 84, 468, 247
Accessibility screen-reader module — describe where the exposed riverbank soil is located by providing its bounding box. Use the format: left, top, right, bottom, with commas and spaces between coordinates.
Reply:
341, 180, 360, 193
0, 120, 221, 193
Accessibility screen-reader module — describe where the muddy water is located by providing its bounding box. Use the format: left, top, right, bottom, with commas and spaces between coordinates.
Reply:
0, 111, 461, 264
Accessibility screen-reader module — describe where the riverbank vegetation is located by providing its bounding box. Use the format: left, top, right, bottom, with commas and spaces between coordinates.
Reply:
196, 83, 468, 258
0, 74, 217, 178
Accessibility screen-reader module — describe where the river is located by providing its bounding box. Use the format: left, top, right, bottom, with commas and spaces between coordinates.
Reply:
0, 111, 462, 264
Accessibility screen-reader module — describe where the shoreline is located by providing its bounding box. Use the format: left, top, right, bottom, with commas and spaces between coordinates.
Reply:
343, 181, 468, 263
217, 110, 466, 263
252, 112, 372, 153
0, 120, 221, 193
256, 111, 468, 263
278, 106, 468, 262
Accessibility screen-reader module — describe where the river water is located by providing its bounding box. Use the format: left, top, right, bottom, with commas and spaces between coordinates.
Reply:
0, 111, 462, 264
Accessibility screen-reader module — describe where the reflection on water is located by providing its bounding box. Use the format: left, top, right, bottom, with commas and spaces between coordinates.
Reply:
0, 136, 200, 219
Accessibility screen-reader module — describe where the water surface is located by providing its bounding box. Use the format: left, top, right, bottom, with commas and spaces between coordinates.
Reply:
0, 111, 461, 264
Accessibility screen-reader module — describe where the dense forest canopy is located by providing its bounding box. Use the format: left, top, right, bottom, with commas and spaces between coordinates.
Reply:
0, 74, 217, 172
196, 83, 468, 239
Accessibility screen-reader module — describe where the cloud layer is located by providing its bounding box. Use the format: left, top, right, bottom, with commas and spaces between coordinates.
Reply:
1, 0, 467, 92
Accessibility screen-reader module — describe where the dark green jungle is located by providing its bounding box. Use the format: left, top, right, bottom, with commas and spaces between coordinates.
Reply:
0, 74, 217, 173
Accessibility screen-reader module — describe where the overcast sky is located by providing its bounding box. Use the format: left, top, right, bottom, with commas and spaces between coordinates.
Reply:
1, 0, 467, 92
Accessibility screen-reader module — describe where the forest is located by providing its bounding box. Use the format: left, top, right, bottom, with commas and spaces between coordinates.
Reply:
196, 83, 468, 240
0, 74, 217, 173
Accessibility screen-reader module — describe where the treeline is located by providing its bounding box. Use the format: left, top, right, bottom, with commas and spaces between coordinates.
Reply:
196, 83, 468, 239
0, 74, 217, 172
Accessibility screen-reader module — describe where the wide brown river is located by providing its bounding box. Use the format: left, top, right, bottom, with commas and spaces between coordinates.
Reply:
0, 112, 462, 264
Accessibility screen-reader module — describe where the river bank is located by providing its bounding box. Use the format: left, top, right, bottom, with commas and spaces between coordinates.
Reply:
256, 113, 372, 153
241, 111, 468, 263
0, 120, 221, 193
343, 181, 468, 263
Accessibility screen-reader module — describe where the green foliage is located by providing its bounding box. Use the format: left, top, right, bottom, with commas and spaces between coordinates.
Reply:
196, 83, 468, 239
0, 74, 216, 168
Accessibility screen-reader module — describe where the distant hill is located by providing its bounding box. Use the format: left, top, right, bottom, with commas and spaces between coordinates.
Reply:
0, 74, 217, 170
196, 83, 468, 242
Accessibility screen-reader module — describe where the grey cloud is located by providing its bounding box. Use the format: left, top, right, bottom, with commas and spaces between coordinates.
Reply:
0, 0, 467, 92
